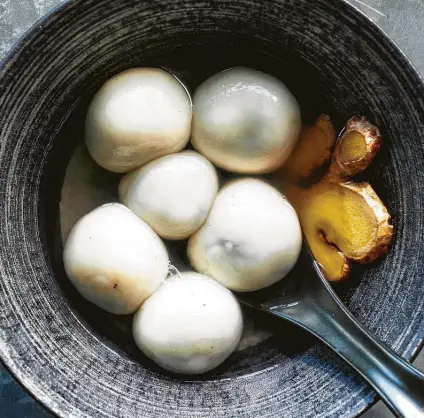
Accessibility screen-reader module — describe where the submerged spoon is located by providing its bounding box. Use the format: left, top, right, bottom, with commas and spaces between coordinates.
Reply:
236, 243, 424, 418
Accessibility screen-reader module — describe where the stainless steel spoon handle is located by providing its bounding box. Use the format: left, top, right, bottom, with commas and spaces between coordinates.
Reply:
274, 263, 424, 418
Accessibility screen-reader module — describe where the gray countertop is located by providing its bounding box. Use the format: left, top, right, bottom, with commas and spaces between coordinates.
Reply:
0, 1, 423, 417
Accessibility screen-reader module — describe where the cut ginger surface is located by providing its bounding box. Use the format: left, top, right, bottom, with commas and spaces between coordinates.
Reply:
280, 115, 393, 282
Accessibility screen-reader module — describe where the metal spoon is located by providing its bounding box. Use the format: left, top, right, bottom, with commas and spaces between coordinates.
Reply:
236, 243, 424, 418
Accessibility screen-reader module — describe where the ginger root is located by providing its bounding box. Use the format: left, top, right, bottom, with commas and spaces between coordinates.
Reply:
281, 114, 336, 182
282, 115, 393, 282
328, 116, 382, 180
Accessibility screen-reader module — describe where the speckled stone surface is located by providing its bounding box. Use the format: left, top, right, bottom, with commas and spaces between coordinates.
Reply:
0, 1, 423, 418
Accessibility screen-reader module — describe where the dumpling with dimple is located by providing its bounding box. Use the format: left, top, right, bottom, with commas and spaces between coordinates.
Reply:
119, 151, 219, 240
132, 272, 243, 374
85, 68, 192, 173
188, 179, 302, 292
191, 67, 301, 174
63, 203, 169, 314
